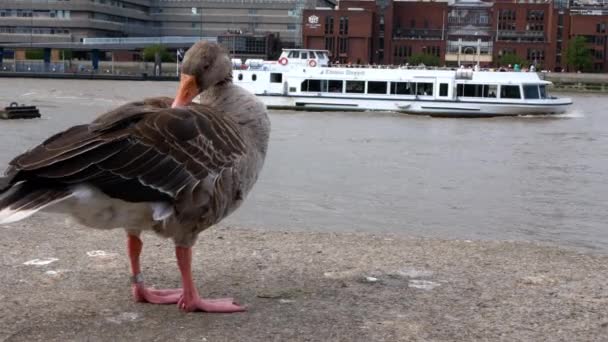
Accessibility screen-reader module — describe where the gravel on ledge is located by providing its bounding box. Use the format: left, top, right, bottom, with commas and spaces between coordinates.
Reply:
1, 214, 607, 341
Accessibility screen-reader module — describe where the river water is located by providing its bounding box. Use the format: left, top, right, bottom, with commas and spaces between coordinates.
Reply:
0, 78, 606, 253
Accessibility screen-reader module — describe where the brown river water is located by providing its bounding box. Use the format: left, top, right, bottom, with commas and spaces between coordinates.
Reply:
0, 78, 606, 253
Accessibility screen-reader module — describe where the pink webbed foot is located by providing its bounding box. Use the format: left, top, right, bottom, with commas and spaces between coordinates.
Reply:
132, 282, 183, 304
177, 295, 245, 313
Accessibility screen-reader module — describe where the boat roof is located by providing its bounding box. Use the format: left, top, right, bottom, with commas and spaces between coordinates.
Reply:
282, 48, 330, 53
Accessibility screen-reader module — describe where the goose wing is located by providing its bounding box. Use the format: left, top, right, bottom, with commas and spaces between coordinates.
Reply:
5, 97, 247, 214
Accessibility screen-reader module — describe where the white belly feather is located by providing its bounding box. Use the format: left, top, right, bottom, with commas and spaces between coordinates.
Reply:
44, 185, 173, 231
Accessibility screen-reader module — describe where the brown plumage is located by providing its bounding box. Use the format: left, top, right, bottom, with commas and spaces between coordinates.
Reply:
0, 41, 270, 313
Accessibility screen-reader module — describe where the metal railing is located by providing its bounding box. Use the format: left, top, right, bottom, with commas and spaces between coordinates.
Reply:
82, 36, 217, 45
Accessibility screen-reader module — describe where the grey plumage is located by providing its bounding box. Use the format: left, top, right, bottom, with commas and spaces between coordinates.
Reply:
0, 43, 270, 248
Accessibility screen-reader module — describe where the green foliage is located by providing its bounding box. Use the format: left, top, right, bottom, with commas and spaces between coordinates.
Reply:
25, 49, 44, 60
408, 53, 440, 66
498, 53, 526, 68
142, 44, 174, 63
61, 50, 73, 60
566, 36, 593, 72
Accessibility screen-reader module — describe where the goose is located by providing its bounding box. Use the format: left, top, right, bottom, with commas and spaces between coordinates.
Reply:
0, 41, 270, 313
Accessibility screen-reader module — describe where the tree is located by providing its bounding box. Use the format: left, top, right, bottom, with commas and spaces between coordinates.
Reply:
25, 49, 44, 60
408, 53, 440, 66
142, 44, 174, 63
498, 53, 526, 68
566, 36, 593, 72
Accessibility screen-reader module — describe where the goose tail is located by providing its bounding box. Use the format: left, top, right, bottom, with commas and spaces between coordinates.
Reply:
0, 180, 72, 224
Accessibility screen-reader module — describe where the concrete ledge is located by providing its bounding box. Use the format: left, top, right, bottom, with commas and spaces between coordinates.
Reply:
1, 213, 606, 341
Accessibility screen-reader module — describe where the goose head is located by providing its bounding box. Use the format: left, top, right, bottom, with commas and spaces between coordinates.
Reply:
172, 41, 232, 108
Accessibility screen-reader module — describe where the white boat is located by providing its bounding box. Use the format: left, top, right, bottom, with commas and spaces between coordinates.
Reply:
232, 49, 572, 117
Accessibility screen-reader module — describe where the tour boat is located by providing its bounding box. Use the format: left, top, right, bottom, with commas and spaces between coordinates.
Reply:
232, 49, 573, 117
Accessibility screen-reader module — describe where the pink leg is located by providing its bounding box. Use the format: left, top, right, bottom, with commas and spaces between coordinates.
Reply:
127, 234, 182, 304
175, 246, 245, 313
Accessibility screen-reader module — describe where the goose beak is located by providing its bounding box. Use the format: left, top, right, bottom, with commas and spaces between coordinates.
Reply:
172, 74, 199, 108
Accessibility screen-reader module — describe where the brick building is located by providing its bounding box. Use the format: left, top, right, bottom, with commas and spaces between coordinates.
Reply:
568, 7, 608, 71
302, 0, 608, 72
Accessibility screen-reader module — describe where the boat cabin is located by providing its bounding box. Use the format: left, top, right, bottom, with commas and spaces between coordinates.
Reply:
276, 49, 330, 68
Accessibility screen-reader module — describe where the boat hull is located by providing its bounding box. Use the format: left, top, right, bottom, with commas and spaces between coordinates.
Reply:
256, 94, 572, 117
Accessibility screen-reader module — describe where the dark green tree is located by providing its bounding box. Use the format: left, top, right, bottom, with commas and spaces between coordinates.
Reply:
142, 44, 174, 63
566, 36, 593, 72
408, 53, 440, 66
498, 53, 526, 68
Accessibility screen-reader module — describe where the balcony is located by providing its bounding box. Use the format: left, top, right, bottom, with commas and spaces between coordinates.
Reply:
393, 28, 443, 40
445, 39, 493, 64
497, 30, 545, 42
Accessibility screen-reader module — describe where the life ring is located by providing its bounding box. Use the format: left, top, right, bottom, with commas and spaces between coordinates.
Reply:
308, 59, 317, 67
279, 57, 288, 66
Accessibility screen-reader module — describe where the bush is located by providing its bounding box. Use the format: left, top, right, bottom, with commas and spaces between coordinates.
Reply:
408, 53, 440, 66
25, 49, 44, 60
498, 53, 527, 68
142, 44, 175, 63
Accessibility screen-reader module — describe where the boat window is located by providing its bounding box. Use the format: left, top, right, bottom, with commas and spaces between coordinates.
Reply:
252, 74, 257, 81
485, 85, 497, 98
301, 79, 321, 92
346, 81, 364, 93
500, 85, 521, 99
458, 84, 497, 98
237, 73, 243, 81
523, 85, 540, 99
390, 82, 414, 95
301, 52, 308, 59
539, 85, 547, 99
270, 73, 283, 83
416, 82, 433, 96
439, 83, 448, 97
288, 51, 300, 58
367, 81, 387, 94
327, 80, 343, 93
309, 51, 316, 59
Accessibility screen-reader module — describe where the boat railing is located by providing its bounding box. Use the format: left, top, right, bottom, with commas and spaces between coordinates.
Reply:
231, 61, 542, 73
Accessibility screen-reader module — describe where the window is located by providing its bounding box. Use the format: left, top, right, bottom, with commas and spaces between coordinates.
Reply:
339, 16, 349, 35
500, 85, 521, 99
287, 24, 296, 31
499, 10, 516, 21
424, 46, 440, 57
391, 82, 414, 95
325, 37, 335, 51
523, 85, 539, 99
270, 73, 282, 83
338, 38, 348, 54
327, 80, 343, 93
367, 81, 387, 94
288, 51, 300, 58
301, 52, 308, 59
527, 49, 545, 61
485, 85, 497, 98
457, 84, 497, 98
527, 10, 544, 21
539, 85, 547, 99
238, 73, 243, 81
325, 16, 334, 34
252, 74, 257, 81
301, 79, 321, 92
346, 81, 364, 93
439, 83, 448, 97
417, 83, 433, 96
